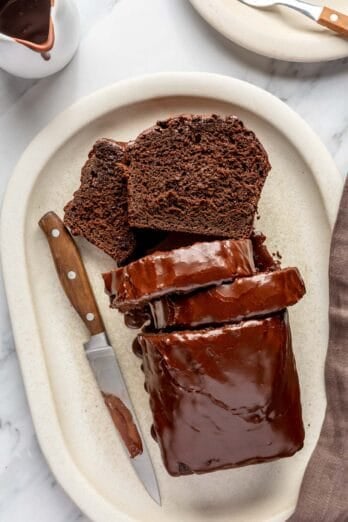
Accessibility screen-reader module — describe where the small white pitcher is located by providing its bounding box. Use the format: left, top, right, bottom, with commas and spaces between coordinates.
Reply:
0, 0, 80, 79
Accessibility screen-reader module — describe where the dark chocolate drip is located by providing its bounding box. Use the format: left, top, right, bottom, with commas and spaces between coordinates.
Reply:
132, 337, 143, 358
150, 424, 158, 442
0, 0, 50, 44
40, 51, 50, 60
102, 392, 143, 458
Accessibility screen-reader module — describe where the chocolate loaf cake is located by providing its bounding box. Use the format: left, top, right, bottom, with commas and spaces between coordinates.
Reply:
103, 239, 255, 310
64, 139, 137, 265
58, 115, 305, 480
138, 313, 304, 476
150, 267, 306, 329
127, 114, 271, 238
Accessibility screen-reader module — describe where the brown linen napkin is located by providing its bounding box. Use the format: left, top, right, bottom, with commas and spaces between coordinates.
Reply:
288, 177, 348, 521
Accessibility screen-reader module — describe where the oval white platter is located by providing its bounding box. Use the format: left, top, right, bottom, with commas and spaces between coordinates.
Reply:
189, 0, 348, 62
1, 73, 343, 522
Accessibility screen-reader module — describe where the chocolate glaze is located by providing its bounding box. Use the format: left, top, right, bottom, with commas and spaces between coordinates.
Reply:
103, 239, 255, 310
102, 392, 143, 458
138, 313, 304, 476
251, 231, 280, 272
0, 0, 50, 44
40, 51, 50, 60
124, 307, 151, 329
150, 267, 306, 329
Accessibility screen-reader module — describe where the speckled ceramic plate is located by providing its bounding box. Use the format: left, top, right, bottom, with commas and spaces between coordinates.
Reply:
1, 73, 343, 522
189, 0, 348, 62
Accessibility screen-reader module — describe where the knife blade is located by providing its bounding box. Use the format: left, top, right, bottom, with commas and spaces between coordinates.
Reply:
39, 211, 161, 505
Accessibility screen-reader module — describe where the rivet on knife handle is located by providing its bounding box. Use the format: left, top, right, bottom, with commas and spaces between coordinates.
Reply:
38, 211, 105, 336
318, 7, 348, 37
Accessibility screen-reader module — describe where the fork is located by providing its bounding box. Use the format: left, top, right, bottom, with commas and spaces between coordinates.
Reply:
239, 0, 348, 36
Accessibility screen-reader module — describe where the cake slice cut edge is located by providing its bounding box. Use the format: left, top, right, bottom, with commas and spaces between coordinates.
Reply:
127, 114, 271, 238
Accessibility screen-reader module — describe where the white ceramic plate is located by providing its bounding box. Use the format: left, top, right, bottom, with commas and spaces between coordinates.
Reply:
189, 0, 348, 62
1, 73, 343, 522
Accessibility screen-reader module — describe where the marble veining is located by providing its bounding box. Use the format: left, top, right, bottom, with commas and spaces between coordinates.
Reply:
0, 0, 347, 520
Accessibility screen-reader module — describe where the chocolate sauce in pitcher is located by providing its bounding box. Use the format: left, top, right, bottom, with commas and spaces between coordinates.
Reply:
0, 0, 51, 42
0, 0, 52, 59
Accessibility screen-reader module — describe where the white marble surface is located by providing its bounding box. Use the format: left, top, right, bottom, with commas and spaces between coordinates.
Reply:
0, 1, 347, 521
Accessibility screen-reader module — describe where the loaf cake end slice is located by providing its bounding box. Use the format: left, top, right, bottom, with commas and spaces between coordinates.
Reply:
64, 139, 136, 264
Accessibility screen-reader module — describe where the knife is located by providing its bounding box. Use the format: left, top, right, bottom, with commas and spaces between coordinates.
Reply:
39, 211, 161, 505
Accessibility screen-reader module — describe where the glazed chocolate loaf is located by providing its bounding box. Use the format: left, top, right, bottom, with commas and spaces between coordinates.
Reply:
150, 267, 306, 329
138, 313, 304, 476
64, 139, 137, 264
127, 114, 271, 239
103, 239, 255, 310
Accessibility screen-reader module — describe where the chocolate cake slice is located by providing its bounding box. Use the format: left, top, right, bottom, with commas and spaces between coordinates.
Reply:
138, 313, 304, 476
120, 232, 283, 330
150, 267, 306, 329
64, 139, 137, 265
127, 114, 271, 238
103, 239, 255, 310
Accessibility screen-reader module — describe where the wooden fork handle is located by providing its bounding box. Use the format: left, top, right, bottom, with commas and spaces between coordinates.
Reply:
39, 211, 105, 336
318, 7, 348, 37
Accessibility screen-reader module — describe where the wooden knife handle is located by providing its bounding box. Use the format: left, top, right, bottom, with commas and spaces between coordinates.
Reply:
39, 211, 105, 336
318, 7, 348, 37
